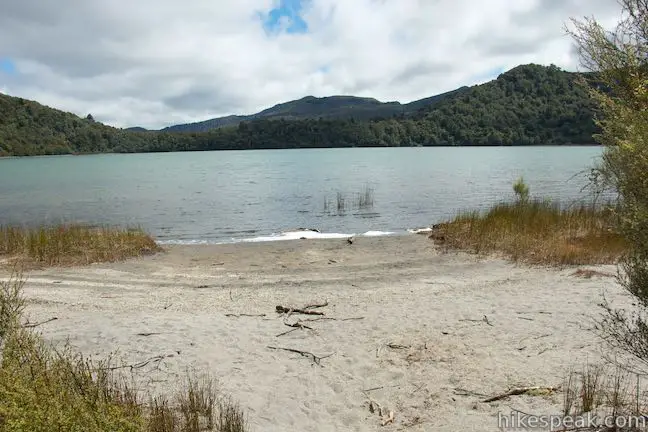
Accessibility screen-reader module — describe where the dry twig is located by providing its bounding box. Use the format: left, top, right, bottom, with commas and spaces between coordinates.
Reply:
482, 386, 560, 403
381, 411, 395, 426
104, 354, 176, 371
225, 313, 266, 318
23, 317, 58, 328
267, 345, 334, 366
275, 301, 329, 316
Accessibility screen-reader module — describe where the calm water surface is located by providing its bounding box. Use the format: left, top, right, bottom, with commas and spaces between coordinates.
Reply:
0, 147, 605, 243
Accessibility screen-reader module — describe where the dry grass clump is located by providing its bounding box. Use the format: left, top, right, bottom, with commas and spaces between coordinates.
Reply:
431, 199, 628, 266
0, 224, 161, 266
0, 273, 247, 432
562, 362, 648, 430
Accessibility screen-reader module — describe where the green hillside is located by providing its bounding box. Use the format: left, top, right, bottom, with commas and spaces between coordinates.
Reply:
0, 64, 599, 156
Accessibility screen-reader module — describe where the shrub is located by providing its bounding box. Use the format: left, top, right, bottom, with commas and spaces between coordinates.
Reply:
513, 177, 530, 203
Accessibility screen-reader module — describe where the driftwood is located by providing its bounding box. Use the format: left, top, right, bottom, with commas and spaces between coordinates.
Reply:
276, 320, 313, 337
23, 317, 58, 328
459, 315, 494, 326
363, 391, 396, 427
275, 301, 329, 316
276, 315, 364, 337
381, 411, 395, 426
225, 313, 266, 318
267, 346, 334, 366
302, 316, 364, 323
387, 343, 411, 350
105, 354, 176, 371
136, 332, 162, 337
482, 386, 560, 403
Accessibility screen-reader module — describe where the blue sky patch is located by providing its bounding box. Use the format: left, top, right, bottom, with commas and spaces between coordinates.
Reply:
261, 0, 308, 34
0, 57, 16, 75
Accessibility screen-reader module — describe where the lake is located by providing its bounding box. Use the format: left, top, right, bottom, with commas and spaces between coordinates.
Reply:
0, 147, 606, 244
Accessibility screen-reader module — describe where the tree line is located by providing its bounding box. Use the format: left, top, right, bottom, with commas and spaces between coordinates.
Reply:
0, 63, 600, 157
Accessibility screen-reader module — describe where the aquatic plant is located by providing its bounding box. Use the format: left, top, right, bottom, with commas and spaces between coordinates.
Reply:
323, 184, 375, 215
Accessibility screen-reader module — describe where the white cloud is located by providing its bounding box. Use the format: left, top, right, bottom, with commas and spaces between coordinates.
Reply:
0, 0, 622, 128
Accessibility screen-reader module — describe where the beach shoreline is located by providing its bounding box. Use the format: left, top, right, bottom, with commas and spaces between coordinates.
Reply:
3, 235, 629, 431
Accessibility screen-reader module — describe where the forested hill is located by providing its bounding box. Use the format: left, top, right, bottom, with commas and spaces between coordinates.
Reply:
0, 64, 599, 156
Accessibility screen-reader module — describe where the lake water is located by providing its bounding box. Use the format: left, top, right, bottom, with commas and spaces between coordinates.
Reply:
0, 147, 606, 244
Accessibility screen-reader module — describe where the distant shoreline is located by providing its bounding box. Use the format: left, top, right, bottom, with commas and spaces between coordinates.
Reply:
0, 143, 603, 159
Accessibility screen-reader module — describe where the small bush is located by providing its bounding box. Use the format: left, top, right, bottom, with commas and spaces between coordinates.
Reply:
513, 177, 530, 203
0, 224, 161, 267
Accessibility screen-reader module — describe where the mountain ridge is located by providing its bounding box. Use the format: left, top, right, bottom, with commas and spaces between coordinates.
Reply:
138, 88, 470, 132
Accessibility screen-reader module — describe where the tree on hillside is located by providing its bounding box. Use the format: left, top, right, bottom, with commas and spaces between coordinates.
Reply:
570, 0, 648, 365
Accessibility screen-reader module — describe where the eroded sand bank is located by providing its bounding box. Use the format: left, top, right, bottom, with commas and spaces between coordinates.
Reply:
3, 235, 631, 431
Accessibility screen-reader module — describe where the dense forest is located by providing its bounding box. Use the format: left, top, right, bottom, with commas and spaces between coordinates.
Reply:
0, 64, 600, 157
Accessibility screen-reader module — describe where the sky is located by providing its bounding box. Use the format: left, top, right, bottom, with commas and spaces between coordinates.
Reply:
0, 0, 622, 129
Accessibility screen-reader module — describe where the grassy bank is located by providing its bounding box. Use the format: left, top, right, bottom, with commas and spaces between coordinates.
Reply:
0, 225, 161, 266
0, 273, 247, 432
432, 199, 628, 265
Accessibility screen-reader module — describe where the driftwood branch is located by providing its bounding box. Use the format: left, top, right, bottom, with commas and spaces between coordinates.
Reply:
482, 386, 561, 403
267, 345, 334, 366
363, 391, 395, 427
275, 301, 329, 316
381, 410, 395, 426
275, 315, 364, 337
276, 320, 313, 337
23, 317, 58, 328
225, 313, 267, 318
459, 315, 493, 326
301, 316, 364, 323
387, 343, 411, 350
104, 354, 176, 371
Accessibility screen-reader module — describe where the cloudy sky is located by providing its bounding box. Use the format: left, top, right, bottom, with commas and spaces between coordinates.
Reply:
0, 0, 621, 129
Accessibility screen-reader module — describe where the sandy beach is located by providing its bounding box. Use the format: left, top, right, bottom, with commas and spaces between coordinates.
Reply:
3, 234, 631, 431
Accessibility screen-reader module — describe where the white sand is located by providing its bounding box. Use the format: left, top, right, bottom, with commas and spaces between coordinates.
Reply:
2, 235, 632, 431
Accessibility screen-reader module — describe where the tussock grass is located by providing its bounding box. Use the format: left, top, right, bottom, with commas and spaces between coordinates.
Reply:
0, 224, 161, 266
432, 199, 628, 265
562, 362, 648, 430
0, 273, 248, 432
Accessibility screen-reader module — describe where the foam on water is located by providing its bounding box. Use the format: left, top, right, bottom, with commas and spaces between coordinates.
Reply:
157, 229, 401, 245
363, 230, 397, 237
